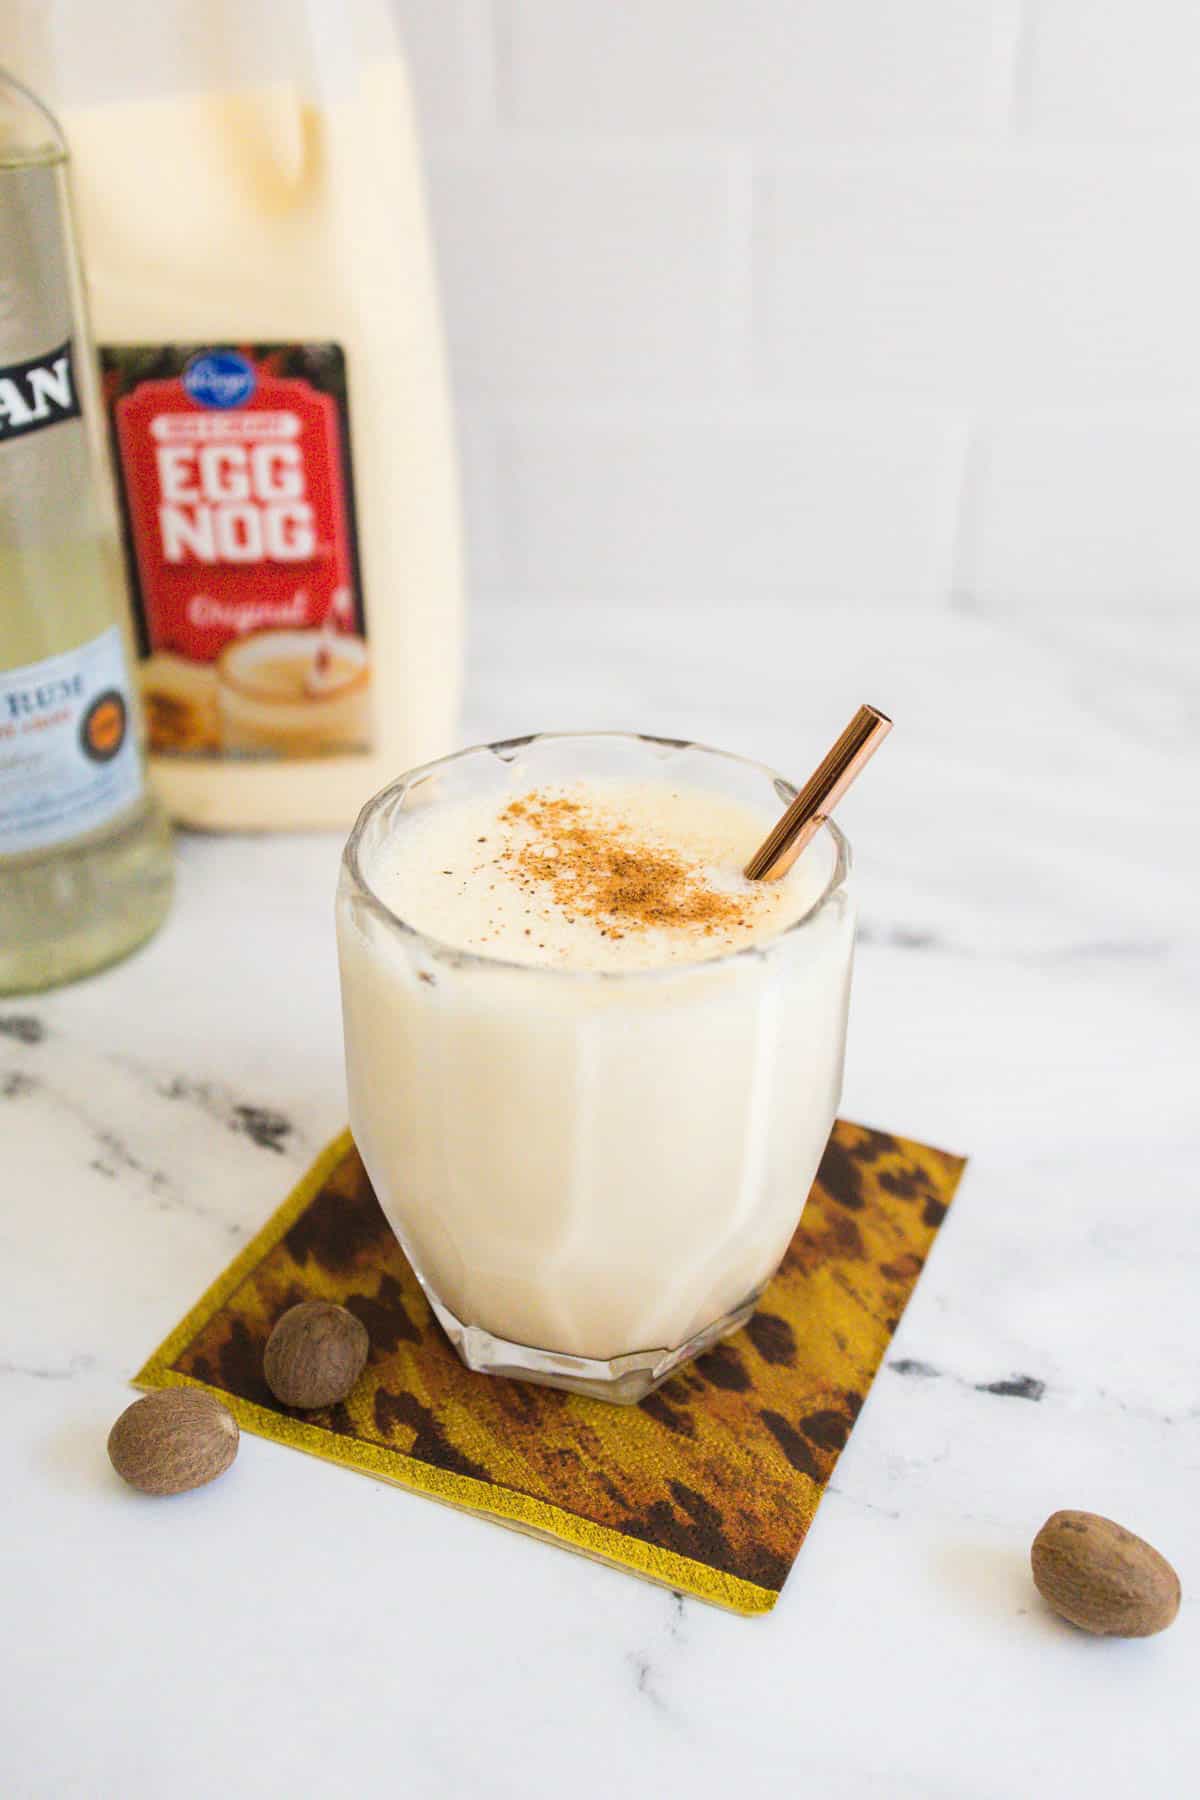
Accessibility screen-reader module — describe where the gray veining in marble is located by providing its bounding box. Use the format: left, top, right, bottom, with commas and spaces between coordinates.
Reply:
3, 602, 1197, 1799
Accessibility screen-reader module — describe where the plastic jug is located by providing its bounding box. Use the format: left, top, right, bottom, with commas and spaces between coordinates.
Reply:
3, 0, 463, 828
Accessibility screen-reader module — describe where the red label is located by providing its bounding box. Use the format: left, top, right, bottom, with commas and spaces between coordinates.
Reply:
102, 344, 371, 760
114, 359, 355, 658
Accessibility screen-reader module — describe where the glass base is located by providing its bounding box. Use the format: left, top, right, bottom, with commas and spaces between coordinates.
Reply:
422, 1281, 768, 1405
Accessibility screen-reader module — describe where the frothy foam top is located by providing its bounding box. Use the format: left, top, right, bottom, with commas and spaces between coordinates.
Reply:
365, 778, 834, 972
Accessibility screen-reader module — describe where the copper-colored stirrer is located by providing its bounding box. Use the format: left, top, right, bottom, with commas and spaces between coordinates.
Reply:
744, 704, 892, 882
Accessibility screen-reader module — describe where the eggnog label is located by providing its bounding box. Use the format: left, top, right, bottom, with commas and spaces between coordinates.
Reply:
101, 343, 371, 759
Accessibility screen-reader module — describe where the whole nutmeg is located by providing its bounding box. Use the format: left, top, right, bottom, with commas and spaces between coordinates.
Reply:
1032, 1510, 1180, 1637
108, 1388, 239, 1496
263, 1300, 369, 1409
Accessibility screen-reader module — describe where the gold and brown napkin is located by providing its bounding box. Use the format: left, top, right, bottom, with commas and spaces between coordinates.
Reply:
136, 1122, 965, 1615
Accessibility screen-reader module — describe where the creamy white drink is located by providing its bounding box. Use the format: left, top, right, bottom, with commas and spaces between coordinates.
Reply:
336, 734, 855, 1402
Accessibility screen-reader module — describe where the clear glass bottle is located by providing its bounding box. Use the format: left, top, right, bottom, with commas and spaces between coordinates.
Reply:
0, 71, 172, 994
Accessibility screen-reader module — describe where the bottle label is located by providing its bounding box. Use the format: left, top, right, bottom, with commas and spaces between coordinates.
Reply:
0, 340, 81, 441
100, 343, 372, 760
0, 626, 144, 855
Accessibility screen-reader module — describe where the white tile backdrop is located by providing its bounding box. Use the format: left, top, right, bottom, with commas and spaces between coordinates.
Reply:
393, 0, 1200, 614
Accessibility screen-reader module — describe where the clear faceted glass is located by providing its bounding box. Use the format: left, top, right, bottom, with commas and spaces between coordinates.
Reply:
336, 733, 855, 1403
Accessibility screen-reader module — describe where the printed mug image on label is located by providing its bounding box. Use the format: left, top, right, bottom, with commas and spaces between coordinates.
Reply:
0, 627, 144, 855
100, 343, 371, 760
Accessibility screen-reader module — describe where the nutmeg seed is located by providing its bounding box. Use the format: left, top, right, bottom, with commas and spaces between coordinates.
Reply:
263, 1300, 369, 1409
1031, 1510, 1181, 1637
108, 1388, 239, 1496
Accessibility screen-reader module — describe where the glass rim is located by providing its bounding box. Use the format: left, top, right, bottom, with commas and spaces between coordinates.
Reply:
341, 730, 852, 982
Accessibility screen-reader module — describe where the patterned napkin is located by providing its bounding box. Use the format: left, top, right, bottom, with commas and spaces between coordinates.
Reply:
136, 1123, 965, 1615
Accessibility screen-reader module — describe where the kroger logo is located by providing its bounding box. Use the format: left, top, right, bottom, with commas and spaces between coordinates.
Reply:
183, 350, 256, 410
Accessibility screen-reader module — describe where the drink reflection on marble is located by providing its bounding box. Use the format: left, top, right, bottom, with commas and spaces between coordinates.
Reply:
336, 732, 856, 1402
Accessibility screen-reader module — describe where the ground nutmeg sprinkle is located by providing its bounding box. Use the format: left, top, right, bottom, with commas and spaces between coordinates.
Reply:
498, 790, 757, 939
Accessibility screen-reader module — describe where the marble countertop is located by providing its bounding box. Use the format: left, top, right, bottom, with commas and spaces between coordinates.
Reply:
4, 602, 1197, 1798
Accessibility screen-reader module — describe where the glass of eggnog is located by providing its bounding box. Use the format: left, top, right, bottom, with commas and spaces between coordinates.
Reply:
336, 732, 855, 1402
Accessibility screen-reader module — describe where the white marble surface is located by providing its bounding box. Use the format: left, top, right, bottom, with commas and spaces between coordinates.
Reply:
3, 602, 1197, 1799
